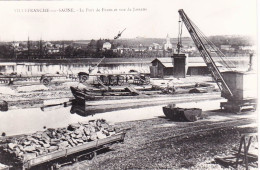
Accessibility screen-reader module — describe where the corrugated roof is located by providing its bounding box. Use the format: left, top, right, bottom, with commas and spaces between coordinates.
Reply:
152, 57, 211, 64
188, 62, 222, 67
188, 57, 204, 63
162, 63, 174, 67
151, 58, 173, 68
188, 63, 207, 67
152, 57, 222, 67
152, 58, 172, 63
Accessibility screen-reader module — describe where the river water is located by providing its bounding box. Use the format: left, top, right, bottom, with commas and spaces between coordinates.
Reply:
0, 62, 151, 75
0, 57, 253, 75
0, 99, 225, 137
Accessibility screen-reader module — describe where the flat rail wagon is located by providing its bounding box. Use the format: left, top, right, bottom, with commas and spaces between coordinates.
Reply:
0, 74, 69, 85
0, 131, 126, 170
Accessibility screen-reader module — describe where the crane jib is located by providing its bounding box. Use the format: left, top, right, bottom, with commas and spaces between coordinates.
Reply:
178, 9, 233, 98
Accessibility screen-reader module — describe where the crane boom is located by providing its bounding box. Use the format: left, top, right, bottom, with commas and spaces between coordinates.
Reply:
178, 9, 233, 99
89, 57, 105, 73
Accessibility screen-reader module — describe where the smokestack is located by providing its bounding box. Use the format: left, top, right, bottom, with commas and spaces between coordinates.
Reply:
248, 53, 253, 71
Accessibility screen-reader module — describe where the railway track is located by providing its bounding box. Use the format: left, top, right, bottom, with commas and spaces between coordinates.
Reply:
120, 117, 255, 149
148, 117, 255, 144
106, 116, 257, 167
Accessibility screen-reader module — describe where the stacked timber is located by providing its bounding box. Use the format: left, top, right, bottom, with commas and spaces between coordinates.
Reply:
0, 119, 116, 164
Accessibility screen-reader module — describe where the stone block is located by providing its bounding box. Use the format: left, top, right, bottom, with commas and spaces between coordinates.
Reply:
24, 145, 36, 152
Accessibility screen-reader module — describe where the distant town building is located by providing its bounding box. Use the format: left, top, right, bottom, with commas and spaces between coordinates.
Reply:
164, 34, 173, 50
149, 43, 162, 51
55, 44, 62, 48
72, 41, 89, 48
238, 45, 255, 51
131, 46, 147, 52
102, 42, 112, 50
11, 42, 20, 48
16, 47, 28, 52
64, 44, 69, 48
182, 46, 196, 52
229, 48, 235, 52
220, 45, 231, 50
114, 46, 131, 53
44, 42, 53, 47
47, 48, 60, 54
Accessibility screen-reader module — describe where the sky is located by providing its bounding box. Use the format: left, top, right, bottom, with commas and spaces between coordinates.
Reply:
0, 0, 257, 41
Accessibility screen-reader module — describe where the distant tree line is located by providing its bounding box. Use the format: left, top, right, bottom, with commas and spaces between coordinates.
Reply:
208, 36, 254, 48
0, 35, 255, 60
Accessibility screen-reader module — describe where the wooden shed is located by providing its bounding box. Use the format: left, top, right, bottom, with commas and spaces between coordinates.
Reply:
150, 57, 223, 78
187, 58, 222, 76
150, 58, 173, 78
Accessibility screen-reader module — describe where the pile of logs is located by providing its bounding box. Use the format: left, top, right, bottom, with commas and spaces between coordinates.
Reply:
0, 119, 116, 164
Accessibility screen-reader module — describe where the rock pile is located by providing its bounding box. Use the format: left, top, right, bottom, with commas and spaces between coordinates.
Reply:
0, 119, 116, 164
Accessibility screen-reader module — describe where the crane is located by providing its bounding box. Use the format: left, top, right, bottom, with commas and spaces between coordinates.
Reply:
78, 28, 126, 82
178, 9, 233, 99
178, 9, 257, 112
114, 28, 126, 39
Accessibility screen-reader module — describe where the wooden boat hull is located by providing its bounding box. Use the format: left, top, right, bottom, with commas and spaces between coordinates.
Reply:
70, 86, 138, 104
163, 105, 202, 122
70, 86, 101, 104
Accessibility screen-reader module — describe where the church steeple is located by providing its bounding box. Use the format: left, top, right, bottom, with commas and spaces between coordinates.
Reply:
164, 34, 172, 50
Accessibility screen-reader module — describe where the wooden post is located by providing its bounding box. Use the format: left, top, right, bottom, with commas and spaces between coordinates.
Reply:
235, 133, 257, 169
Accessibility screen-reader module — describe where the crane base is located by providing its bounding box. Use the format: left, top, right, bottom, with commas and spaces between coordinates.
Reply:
220, 99, 257, 113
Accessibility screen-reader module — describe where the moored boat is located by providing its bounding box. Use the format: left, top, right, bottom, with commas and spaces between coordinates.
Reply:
70, 86, 102, 103
70, 86, 140, 104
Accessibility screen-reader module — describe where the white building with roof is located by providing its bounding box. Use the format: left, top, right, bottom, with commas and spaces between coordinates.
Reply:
102, 42, 112, 50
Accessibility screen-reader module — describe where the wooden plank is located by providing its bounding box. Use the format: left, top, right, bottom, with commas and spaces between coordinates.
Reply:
125, 86, 140, 95
240, 133, 258, 137
97, 78, 110, 91
231, 149, 258, 159
215, 156, 238, 167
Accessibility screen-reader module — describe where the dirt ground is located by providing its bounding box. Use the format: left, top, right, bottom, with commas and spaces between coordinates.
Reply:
58, 111, 258, 170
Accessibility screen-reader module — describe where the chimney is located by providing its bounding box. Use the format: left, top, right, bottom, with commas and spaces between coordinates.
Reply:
248, 53, 253, 71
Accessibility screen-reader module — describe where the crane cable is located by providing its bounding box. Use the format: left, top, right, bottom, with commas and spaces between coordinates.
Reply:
187, 17, 236, 70
177, 15, 183, 54
190, 19, 233, 70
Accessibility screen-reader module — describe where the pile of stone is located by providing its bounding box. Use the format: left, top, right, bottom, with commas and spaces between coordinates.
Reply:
0, 119, 116, 164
